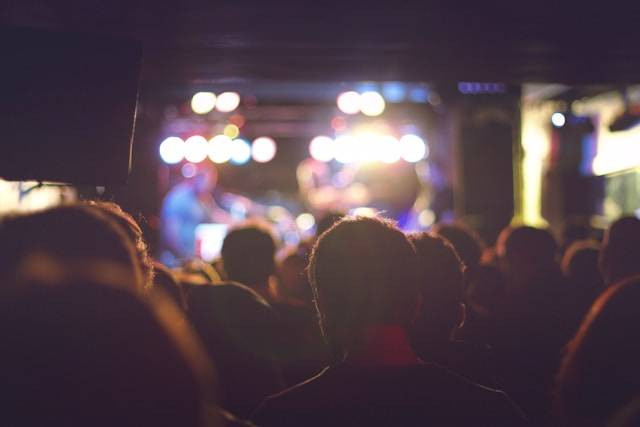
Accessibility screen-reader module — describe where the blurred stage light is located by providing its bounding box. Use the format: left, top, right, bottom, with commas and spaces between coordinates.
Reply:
309, 136, 335, 162
295, 213, 315, 231
191, 92, 216, 114
223, 124, 240, 139
418, 209, 436, 228
352, 207, 377, 217
252, 137, 277, 163
184, 135, 209, 163
181, 162, 197, 178
355, 133, 381, 163
230, 114, 246, 128
230, 138, 252, 165
216, 92, 241, 113
337, 91, 361, 115
400, 134, 427, 162
159, 136, 185, 164
208, 135, 233, 163
360, 91, 386, 116
331, 116, 348, 132
551, 112, 566, 127
378, 135, 401, 163
334, 135, 359, 164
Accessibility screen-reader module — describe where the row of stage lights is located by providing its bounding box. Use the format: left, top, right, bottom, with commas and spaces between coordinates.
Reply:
160, 135, 277, 165
309, 133, 428, 163
160, 132, 428, 165
191, 92, 241, 114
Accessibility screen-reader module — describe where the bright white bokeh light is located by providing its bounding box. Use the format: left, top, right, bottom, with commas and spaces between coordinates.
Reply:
418, 209, 436, 227
184, 135, 209, 163
216, 92, 241, 113
230, 138, 252, 165
295, 213, 316, 231
191, 92, 216, 114
354, 133, 382, 163
208, 135, 233, 163
378, 135, 401, 163
400, 134, 428, 162
551, 112, 566, 127
360, 91, 386, 116
309, 136, 335, 162
337, 91, 361, 115
159, 136, 185, 164
352, 207, 377, 217
252, 137, 277, 163
334, 135, 359, 164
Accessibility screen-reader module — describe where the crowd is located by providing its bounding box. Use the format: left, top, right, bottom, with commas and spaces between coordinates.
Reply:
1, 200, 639, 426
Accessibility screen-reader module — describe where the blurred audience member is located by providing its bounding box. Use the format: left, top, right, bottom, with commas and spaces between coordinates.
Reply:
432, 222, 485, 270
0, 273, 220, 427
0, 204, 143, 293
315, 211, 345, 238
186, 282, 284, 418
409, 232, 497, 387
253, 216, 525, 426
555, 276, 640, 427
221, 222, 277, 301
599, 216, 640, 285
153, 260, 186, 310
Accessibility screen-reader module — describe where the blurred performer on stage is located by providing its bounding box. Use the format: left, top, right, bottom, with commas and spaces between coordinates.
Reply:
160, 167, 232, 266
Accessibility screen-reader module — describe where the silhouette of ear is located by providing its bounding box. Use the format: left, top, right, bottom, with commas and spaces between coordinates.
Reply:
457, 302, 466, 330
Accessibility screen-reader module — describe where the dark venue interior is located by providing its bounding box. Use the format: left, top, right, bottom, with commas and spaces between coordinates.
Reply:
2, 1, 640, 426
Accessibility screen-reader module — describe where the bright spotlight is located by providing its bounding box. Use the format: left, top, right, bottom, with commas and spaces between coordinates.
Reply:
360, 91, 386, 116
378, 135, 401, 163
400, 134, 427, 162
208, 135, 233, 163
223, 124, 240, 139
337, 91, 361, 115
159, 136, 185, 164
334, 135, 359, 164
252, 137, 277, 163
551, 112, 566, 127
230, 138, 252, 165
216, 92, 241, 113
355, 133, 382, 162
295, 213, 315, 231
309, 136, 335, 162
352, 206, 377, 217
191, 92, 216, 115
184, 135, 209, 163
418, 209, 436, 227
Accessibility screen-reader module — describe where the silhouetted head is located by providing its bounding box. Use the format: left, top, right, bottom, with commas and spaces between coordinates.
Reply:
192, 167, 217, 195
221, 222, 276, 289
562, 240, 603, 290
497, 225, 557, 290
0, 279, 218, 427
86, 201, 154, 289
555, 276, 640, 426
0, 204, 142, 293
432, 222, 484, 269
408, 232, 465, 346
315, 211, 345, 238
600, 216, 640, 285
153, 260, 186, 310
308, 216, 419, 359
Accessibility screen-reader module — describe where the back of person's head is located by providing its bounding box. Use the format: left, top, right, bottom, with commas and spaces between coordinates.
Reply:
555, 276, 640, 427
562, 240, 603, 290
497, 225, 558, 287
315, 211, 345, 238
0, 204, 143, 293
0, 277, 218, 427
221, 222, 276, 289
86, 200, 154, 289
308, 216, 419, 359
432, 222, 484, 270
408, 232, 465, 341
600, 216, 640, 284
277, 248, 313, 305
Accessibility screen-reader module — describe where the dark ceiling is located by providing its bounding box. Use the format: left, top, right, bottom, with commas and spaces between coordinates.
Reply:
4, 1, 640, 87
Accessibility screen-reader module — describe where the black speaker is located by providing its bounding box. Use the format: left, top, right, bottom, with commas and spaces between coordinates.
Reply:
0, 27, 141, 185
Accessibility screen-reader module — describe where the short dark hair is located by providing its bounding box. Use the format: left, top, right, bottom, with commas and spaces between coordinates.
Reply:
432, 222, 484, 269
600, 216, 640, 284
408, 232, 465, 337
308, 216, 419, 359
221, 222, 276, 288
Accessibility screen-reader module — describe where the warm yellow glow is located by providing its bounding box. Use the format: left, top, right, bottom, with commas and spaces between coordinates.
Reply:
295, 213, 315, 231
216, 92, 241, 113
309, 136, 335, 162
223, 124, 240, 139
352, 206, 377, 217
159, 136, 185, 164
184, 135, 209, 163
208, 135, 233, 163
337, 91, 361, 115
334, 135, 359, 164
360, 91, 386, 117
251, 137, 277, 163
